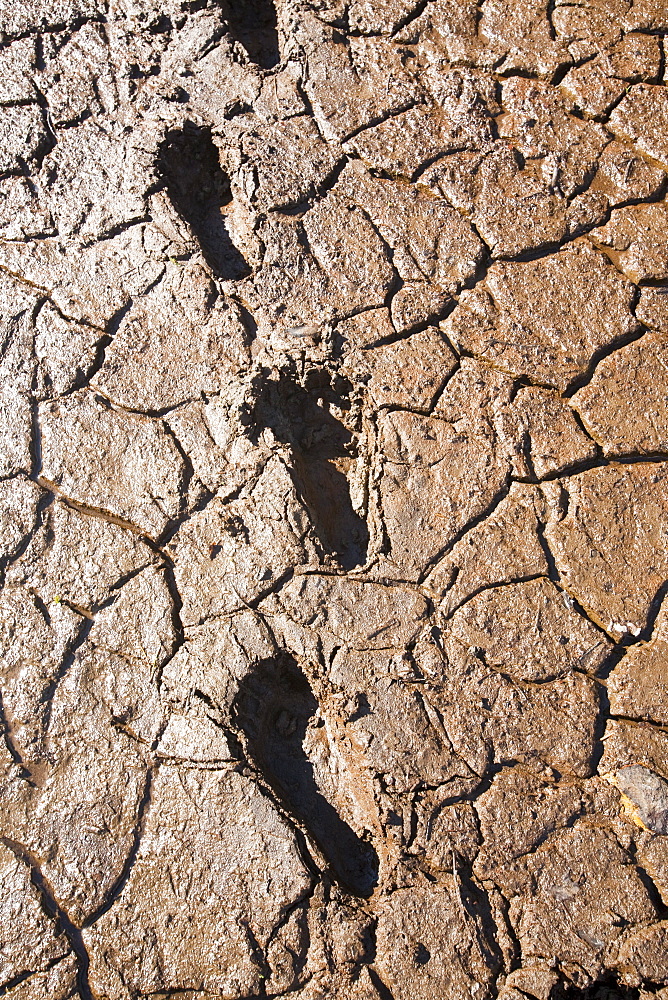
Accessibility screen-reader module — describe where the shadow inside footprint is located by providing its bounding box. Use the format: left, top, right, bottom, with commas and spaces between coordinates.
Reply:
158, 123, 251, 280
249, 371, 369, 570
555, 980, 646, 999
220, 0, 281, 69
233, 654, 379, 898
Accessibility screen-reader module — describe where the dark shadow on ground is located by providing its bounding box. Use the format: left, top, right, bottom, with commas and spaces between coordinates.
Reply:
232, 653, 379, 898
555, 980, 654, 998
249, 371, 369, 570
158, 123, 251, 280
220, 0, 280, 69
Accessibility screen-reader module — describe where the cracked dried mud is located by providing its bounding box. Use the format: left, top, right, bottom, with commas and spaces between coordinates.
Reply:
1, 1, 668, 998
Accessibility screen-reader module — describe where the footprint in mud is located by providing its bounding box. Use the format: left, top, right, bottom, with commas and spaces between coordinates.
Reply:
232, 652, 379, 898
158, 123, 251, 281
249, 369, 370, 570
220, 0, 281, 69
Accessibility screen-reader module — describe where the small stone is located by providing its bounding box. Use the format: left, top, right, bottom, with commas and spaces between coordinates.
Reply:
612, 765, 668, 835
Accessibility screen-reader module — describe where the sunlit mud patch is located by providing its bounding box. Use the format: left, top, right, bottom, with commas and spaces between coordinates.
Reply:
232, 653, 379, 898
219, 0, 281, 69
249, 369, 369, 570
158, 123, 251, 279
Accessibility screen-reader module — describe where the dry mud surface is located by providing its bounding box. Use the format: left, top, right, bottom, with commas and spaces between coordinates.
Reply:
2, 1, 668, 998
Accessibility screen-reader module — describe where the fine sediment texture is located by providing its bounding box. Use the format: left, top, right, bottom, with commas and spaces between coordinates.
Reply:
1, 2, 668, 998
